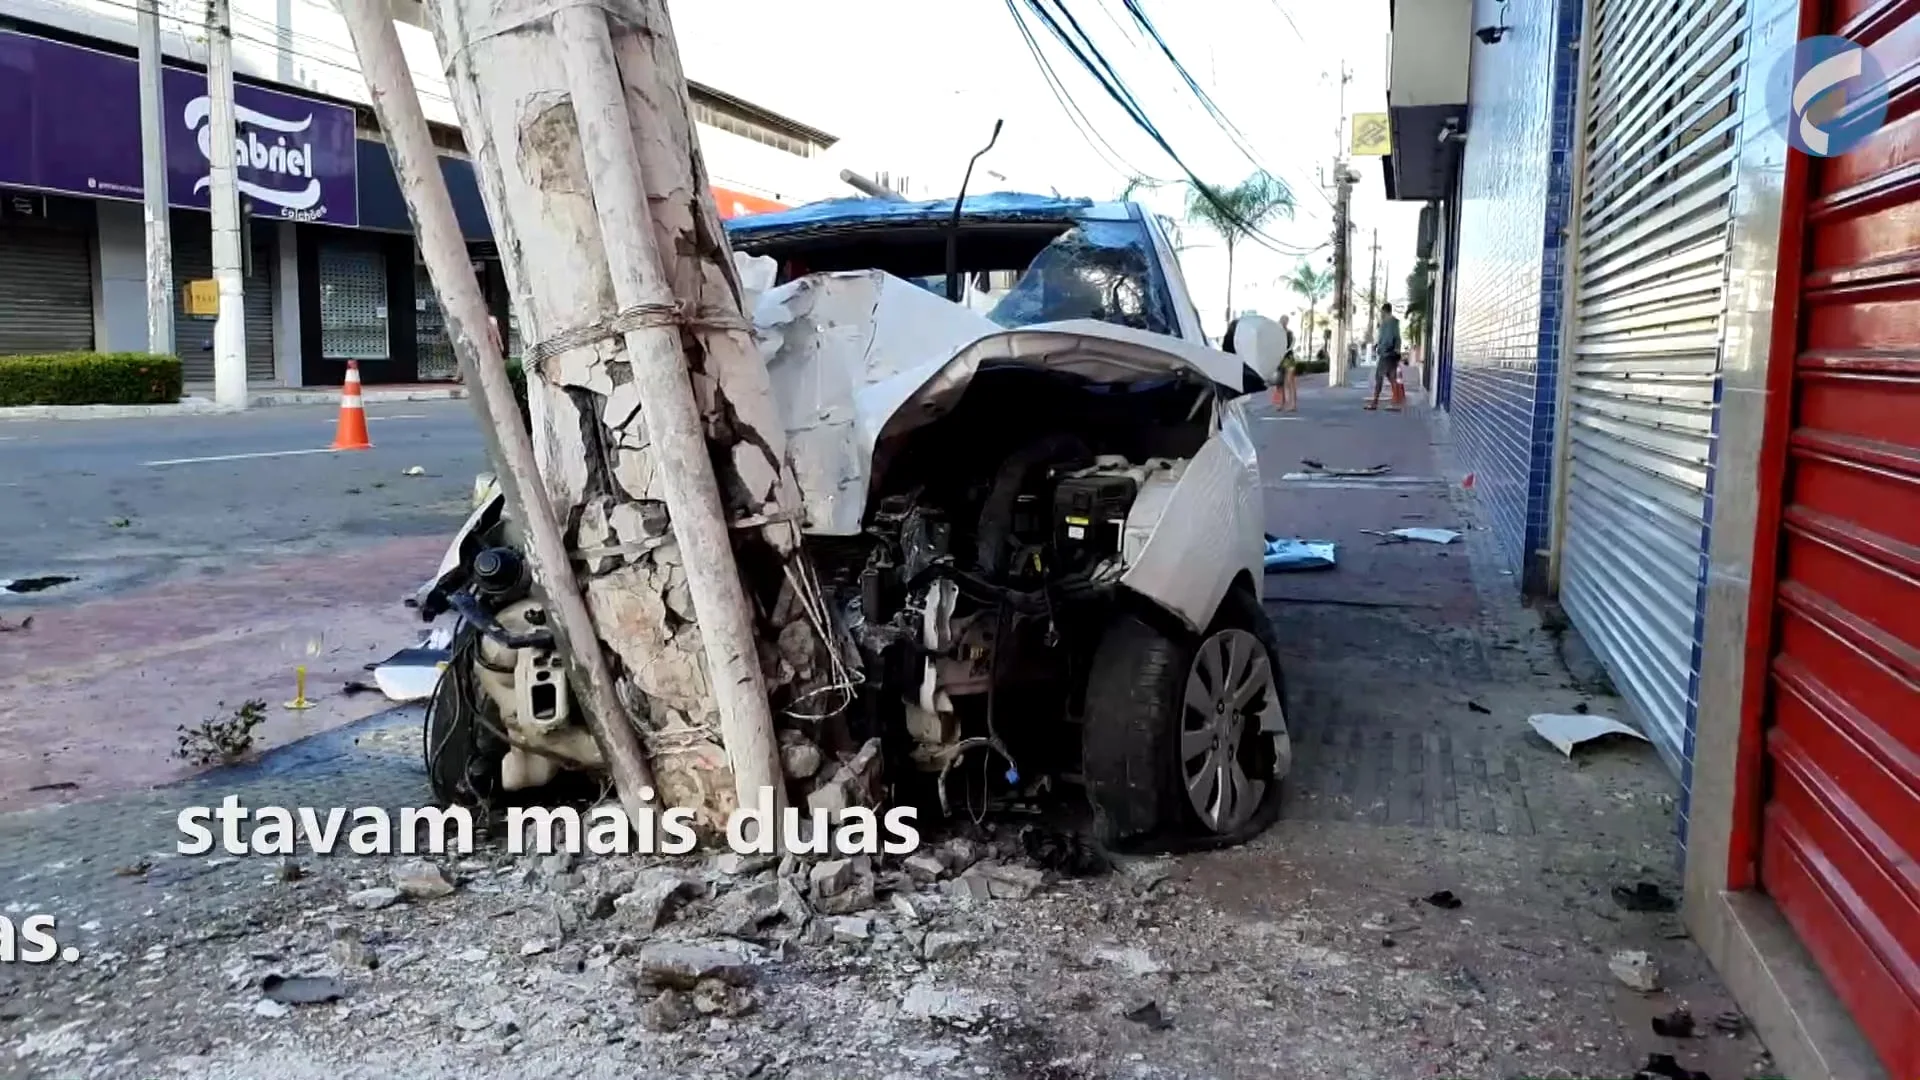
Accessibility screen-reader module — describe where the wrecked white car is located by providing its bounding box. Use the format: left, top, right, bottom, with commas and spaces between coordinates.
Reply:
416, 194, 1291, 849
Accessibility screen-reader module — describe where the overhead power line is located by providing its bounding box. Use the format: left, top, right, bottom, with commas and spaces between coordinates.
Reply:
1017, 0, 1323, 256
1003, 0, 1164, 185
1111, 0, 1335, 211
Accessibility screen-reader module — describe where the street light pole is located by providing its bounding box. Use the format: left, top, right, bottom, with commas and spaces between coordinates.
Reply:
206, 0, 248, 409
138, 0, 174, 357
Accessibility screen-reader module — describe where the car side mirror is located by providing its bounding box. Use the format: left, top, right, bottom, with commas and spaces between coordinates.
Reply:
1220, 315, 1274, 396
1222, 315, 1248, 355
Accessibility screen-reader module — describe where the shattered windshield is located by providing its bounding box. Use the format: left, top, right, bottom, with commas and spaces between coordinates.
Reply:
984, 221, 1170, 335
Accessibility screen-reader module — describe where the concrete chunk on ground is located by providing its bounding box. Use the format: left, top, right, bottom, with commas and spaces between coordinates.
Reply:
614, 869, 699, 933
635, 942, 756, 990
390, 860, 455, 899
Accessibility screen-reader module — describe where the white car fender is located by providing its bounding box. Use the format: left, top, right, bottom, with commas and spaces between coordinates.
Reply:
1117, 398, 1266, 633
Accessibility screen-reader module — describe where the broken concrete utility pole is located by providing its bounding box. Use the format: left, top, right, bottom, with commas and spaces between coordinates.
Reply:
397, 0, 844, 833
338, 0, 660, 832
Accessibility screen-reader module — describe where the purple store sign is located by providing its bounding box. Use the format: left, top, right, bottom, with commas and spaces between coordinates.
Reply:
0, 29, 358, 226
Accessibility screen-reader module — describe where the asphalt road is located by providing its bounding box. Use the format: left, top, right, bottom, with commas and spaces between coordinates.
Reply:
0, 399, 488, 605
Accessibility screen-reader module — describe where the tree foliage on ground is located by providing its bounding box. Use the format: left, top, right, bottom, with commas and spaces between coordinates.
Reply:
1182, 171, 1295, 324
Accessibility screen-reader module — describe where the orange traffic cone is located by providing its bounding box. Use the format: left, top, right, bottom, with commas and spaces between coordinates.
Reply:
330, 361, 372, 451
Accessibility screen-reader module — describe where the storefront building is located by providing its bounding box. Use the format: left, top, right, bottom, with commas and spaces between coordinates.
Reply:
0, 21, 837, 387
1386, 0, 1917, 1075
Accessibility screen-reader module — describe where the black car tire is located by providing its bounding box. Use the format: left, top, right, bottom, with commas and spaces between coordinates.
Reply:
1082, 584, 1288, 851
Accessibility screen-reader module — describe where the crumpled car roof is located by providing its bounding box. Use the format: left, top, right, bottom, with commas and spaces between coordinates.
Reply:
723, 192, 1132, 243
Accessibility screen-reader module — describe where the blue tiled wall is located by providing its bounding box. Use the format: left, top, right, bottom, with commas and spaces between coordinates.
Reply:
1447, 0, 1583, 582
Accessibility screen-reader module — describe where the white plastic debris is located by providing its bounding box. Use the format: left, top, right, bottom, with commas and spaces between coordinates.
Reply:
1391, 527, 1460, 544
1528, 713, 1649, 757
1609, 949, 1659, 992
373, 659, 445, 703
404, 465, 426, 476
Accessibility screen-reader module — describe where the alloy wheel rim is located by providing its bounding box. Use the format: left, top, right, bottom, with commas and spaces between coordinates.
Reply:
1179, 628, 1278, 833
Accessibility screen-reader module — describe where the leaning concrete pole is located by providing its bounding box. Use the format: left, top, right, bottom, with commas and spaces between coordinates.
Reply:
337, 0, 659, 830
410, 0, 842, 830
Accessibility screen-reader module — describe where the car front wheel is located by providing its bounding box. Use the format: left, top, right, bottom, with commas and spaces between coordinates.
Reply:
1082, 585, 1290, 850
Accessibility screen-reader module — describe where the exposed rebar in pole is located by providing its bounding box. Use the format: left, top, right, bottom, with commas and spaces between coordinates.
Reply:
205, 0, 248, 408
839, 169, 906, 201
336, 0, 659, 827
137, 0, 174, 357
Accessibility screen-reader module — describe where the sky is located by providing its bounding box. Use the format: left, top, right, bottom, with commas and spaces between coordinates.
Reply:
665, 0, 1421, 339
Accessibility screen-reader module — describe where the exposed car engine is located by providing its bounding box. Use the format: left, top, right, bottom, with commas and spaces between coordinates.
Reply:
817, 436, 1187, 791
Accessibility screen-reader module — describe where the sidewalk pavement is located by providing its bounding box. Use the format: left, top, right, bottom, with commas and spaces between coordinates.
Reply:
0, 376, 1778, 1080
0, 535, 445, 814
0, 384, 467, 422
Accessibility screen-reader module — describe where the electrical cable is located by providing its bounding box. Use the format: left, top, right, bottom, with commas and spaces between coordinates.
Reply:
1023, 0, 1324, 256
1003, 0, 1165, 185
1267, 0, 1307, 44
1112, 0, 1336, 212
45, 0, 459, 110
1035, 0, 1326, 253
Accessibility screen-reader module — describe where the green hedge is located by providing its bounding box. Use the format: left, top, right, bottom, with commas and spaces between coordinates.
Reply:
0, 352, 183, 406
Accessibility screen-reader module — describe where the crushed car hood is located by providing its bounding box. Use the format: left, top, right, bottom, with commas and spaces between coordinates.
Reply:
747, 267, 1243, 536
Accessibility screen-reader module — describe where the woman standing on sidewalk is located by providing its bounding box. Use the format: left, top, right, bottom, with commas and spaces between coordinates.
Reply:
1274, 315, 1300, 412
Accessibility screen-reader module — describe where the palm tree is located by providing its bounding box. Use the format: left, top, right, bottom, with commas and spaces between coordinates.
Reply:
1405, 259, 1433, 351
1184, 171, 1295, 324
1283, 260, 1334, 354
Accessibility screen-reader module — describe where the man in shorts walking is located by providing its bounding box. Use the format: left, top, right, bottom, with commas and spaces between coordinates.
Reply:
1365, 302, 1405, 411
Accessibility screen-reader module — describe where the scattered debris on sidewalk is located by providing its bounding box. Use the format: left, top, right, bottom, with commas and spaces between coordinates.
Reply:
1711, 1010, 1749, 1035
259, 974, 347, 1006
1612, 881, 1679, 913
1, 574, 76, 594
1264, 535, 1338, 571
1298, 459, 1392, 477
1361, 526, 1460, 544
1652, 1008, 1697, 1037
369, 645, 451, 702
1123, 1001, 1174, 1030
1529, 712, 1650, 758
1610, 949, 1661, 992
1423, 889, 1464, 910
1635, 1052, 1712, 1080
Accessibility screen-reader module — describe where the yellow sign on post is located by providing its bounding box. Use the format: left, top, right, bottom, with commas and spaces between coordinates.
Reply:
1350, 112, 1391, 156
183, 279, 218, 317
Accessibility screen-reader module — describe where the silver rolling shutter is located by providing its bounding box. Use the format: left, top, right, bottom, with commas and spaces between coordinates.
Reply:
0, 220, 94, 355
414, 263, 458, 380
318, 241, 390, 361
172, 213, 276, 384
1559, 0, 1745, 771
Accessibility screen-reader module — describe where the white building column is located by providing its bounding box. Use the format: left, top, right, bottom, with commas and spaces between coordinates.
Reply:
93, 201, 149, 353
273, 220, 301, 386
